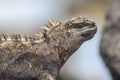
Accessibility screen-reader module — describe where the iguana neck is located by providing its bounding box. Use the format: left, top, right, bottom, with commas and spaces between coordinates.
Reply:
43, 37, 81, 67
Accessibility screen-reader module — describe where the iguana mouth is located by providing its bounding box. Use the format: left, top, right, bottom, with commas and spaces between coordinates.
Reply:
81, 27, 97, 37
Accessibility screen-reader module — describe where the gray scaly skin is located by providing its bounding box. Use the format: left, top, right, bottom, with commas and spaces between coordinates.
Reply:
0, 16, 97, 80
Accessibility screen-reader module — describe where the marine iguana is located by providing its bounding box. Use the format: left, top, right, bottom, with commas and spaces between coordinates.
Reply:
0, 16, 97, 80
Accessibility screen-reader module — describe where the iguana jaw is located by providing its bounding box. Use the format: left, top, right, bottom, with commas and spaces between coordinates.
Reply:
81, 27, 97, 37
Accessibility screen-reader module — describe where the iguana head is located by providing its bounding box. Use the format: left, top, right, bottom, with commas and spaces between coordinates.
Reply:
62, 16, 97, 48
36, 16, 97, 65
42, 16, 97, 49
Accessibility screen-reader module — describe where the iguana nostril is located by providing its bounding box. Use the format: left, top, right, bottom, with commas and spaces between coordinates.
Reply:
88, 23, 95, 28
92, 22, 95, 27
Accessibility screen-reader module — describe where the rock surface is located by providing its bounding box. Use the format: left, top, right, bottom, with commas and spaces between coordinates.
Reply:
100, 0, 120, 80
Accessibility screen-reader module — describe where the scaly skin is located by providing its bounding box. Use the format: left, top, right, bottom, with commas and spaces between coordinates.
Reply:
0, 16, 97, 80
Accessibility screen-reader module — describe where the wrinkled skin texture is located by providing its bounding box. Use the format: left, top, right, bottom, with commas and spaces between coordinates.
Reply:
100, 0, 120, 80
0, 16, 97, 80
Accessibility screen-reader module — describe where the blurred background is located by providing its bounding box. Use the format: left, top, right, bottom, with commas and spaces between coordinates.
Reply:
0, 0, 114, 80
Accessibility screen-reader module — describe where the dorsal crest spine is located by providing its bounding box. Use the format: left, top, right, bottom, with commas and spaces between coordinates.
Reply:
0, 19, 60, 42
35, 19, 60, 39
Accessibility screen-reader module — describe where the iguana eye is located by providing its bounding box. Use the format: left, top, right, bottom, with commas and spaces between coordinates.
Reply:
69, 23, 85, 29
